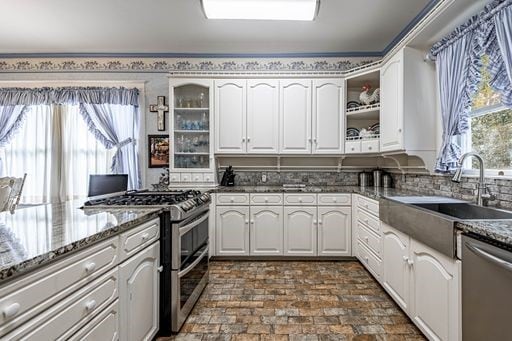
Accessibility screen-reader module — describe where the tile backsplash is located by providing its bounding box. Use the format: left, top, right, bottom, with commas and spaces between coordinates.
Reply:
392, 173, 512, 209
219, 171, 359, 186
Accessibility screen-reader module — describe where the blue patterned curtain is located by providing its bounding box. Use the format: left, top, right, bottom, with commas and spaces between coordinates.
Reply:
430, 0, 512, 172
0, 87, 141, 187
0, 105, 29, 176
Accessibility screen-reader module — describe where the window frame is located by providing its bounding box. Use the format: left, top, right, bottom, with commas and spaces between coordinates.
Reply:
460, 102, 512, 177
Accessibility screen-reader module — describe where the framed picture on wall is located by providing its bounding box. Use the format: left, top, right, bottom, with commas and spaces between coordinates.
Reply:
148, 135, 170, 168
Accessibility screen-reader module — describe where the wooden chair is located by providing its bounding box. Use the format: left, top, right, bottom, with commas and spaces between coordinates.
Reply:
0, 174, 26, 213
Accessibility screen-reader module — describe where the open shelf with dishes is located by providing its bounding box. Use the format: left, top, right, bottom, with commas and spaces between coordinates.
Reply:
345, 69, 380, 154
169, 79, 216, 185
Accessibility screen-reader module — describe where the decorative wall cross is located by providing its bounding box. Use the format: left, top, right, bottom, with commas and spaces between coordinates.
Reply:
149, 96, 169, 131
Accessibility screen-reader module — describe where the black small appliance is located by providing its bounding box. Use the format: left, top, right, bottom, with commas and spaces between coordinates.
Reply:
220, 165, 236, 186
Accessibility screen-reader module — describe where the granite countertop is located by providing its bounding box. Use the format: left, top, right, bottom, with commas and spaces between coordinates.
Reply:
213, 185, 424, 200
0, 200, 162, 283
456, 220, 512, 247
213, 185, 512, 248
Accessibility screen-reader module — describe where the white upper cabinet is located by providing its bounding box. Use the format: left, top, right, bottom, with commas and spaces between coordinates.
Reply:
380, 52, 403, 152
312, 79, 344, 154
215, 79, 247, 153
247, 80, 279, 154
279, 79, 312, 154
380, 47, 436, 154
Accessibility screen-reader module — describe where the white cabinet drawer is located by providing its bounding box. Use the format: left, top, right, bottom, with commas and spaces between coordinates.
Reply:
250, 193, 283, 205
119, 218, 160, 261
203, 173, 215, 183
345, 141, 361, 154
180, 173, 192, 182
357, 223, 382, 258
0, 237, 118, 337
356, 208, 381, 234
4, 268, 118, 341
191, 173, 204, 182
68, 299, 119, 341
357, 241, 381, 280
361, 140, 379, 153
318, 193, 351, 206
169, 173, 180, 182
284, 194, 317, 205
216, 193, 250, 205
356, 195, 379, 216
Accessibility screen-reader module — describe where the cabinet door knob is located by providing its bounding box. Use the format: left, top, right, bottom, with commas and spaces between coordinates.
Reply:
407, 259, 414, 266
247, 137, 251, 142
85, 300, 97, 312
3, 303, 21, 319
318, 220, 323, 225
398, 128, 402, 133
84, 262, 96, 273
245, 219, 249, 224
157, 265, 164, 273
368, 146, 372, 150
242, 138, 246, 142
402, 256, 409, 262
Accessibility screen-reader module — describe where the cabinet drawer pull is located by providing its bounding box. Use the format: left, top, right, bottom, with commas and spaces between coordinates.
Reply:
3, 303, 21, 319
84, 262, 96, 273
230, 197, 234, 203
141, 233, 150, 241
264, 197, 269, 203
332, 198, 337, 202
85, 300, 97, 312
298, 197, 303, 203
364, 236, 369, 242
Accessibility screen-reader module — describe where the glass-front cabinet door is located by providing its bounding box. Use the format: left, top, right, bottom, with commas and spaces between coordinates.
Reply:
170, 79, 215, 182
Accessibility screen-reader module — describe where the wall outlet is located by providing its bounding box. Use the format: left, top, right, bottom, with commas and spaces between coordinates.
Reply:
261, 173, 267, 183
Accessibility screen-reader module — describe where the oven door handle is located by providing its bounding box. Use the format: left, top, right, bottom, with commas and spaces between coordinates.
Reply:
179, 211, 209, 237
178, 246, 209, 278
466, 242, 512, 272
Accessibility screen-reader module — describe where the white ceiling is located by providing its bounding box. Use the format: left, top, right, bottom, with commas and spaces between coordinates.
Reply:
0, 0, 433, 56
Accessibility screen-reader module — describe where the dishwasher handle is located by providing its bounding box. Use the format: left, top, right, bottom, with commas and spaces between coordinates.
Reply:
466, 242, 512, 272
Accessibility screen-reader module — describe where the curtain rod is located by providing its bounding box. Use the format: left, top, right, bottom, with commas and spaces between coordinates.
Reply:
430, 0, 512, 57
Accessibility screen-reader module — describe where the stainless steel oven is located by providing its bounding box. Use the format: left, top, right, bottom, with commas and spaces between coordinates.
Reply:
171, 209, 209, 332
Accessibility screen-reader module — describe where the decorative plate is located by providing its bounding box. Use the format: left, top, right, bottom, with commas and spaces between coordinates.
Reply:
369, 123, 380, 134
346, 101, 360, 110
346, 127, 360, 138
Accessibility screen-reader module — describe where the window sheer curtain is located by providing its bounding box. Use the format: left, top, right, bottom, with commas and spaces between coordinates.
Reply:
2, 104, 112, 204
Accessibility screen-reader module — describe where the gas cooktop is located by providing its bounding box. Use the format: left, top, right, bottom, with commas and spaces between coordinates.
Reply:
82, 190, 211, 221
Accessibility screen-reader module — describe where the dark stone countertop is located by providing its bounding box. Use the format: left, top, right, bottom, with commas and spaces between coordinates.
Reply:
212, 185, 425, 200
0, 200, 162, 284
213, 185, 512, 248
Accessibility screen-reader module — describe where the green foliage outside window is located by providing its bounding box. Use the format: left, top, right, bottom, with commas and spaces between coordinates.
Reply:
468, 55, 512, 171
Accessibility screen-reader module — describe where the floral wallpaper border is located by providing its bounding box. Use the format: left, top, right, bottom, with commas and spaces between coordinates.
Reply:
0, 57, 380, 74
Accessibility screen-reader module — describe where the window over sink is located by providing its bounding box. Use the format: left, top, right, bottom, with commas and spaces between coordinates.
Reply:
460, 57, 512, 177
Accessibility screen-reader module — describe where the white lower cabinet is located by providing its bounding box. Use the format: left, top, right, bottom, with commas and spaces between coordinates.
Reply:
69, 300, 119, 341
381, 222, 461, 341
382, 223, 410, 311
409, 239, 461, 341
250, 206, 283, 255
283, 206, 317, 256
317, 207, 351, 256
216, 206, 250, 255
119, 241, 160, 341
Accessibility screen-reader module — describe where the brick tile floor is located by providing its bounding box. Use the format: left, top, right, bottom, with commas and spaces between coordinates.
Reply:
160, 261, 425, 341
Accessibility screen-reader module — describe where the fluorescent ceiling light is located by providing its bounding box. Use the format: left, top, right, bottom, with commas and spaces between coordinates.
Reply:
202, 0, 319, 21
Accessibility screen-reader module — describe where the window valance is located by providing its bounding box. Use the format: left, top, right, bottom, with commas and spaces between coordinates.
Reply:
0, 87, 139, 107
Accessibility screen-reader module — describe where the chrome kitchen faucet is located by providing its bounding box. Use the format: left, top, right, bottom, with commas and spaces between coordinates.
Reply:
451, 152, 496, 206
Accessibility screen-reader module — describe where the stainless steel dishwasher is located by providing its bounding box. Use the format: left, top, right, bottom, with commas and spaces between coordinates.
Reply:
462, 235, 512, 341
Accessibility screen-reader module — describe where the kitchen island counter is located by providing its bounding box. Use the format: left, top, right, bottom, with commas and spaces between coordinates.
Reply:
0, 200, 162, 283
